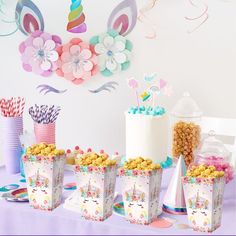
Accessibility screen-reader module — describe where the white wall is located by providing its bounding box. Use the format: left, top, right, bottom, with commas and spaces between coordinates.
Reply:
0, 0, 236, 157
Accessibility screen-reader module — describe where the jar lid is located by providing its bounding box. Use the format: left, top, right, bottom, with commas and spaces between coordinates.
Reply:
197, 130, 230, 159
171, 92, 202, 118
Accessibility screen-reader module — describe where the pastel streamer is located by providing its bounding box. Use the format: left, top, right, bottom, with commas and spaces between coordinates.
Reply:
89, 81, 119, 93
67, 0, 87, 33
0, 0, 19, 36
15, 0, 44, 35
36, 85, 67, 95
138, 0, 158, 39
107, 0, 137, 36
185, 0, 209, 33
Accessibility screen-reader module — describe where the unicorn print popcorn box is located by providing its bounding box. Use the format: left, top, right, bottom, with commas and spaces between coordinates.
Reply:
22, 143, 65, 211
119, 157, 162, 225
74, 149, 117, 221
182, 164, 225, 232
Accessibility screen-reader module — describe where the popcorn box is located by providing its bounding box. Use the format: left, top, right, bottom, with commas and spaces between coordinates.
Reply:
22, 154, 65, 211
182, 176, 225, 232
75, 165, 117, 221
119, 168, 162, 225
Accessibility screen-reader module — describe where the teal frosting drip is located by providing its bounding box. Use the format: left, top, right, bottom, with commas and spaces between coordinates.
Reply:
127, 106, 166, 117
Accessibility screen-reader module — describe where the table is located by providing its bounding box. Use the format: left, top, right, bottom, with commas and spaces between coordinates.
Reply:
0, 166, 235, 235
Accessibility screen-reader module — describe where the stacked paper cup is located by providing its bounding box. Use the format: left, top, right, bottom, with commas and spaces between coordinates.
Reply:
0, 97, 25, 174
1, 116, 23, 174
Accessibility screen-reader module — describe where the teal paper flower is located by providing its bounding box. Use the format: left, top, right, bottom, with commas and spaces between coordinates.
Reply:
90, 30, 132, 76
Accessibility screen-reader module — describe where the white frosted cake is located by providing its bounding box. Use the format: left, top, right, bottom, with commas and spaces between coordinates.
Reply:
125, 106, 168, 164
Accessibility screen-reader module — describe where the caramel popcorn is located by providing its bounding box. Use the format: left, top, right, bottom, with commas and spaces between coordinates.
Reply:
172, 121, 201, 167
26, 143, 65, 156
187, 164, 225, 178
75, 151, 116, 167
123, 157, 161, 170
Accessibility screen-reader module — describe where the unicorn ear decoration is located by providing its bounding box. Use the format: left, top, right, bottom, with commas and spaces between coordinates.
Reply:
90, 0, 137, 77
107, 0, 137, 37
0, 0, 44, 37
15, 0, 44, 35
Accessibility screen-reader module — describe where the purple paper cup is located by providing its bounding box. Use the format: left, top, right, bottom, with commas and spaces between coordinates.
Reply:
3, 148, 21, 174
1, 116, 23, 134
3, 133, 21, 148
34, 122, 56, 144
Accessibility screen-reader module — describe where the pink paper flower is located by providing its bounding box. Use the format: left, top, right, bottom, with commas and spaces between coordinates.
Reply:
19, 30, 61, 77
56, 38, 98, 85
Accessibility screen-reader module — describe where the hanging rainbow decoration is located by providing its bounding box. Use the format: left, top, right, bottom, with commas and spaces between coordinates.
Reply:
67, 0, 87, 33
15, 0, 44, 35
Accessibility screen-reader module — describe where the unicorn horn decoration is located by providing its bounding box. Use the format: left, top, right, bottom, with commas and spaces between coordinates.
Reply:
162, 155, 187, 214
67, 0, 87, 33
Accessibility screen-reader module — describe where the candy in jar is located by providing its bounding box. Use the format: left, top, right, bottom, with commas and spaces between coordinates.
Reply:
194, 130, 234, 183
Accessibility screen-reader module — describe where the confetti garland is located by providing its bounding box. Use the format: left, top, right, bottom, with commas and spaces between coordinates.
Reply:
137, 0, 158, 39
185, 0, 209, 33
0, 97, 25, 117
28, 104, 61, 124
89, 81, 119, 93
37, 84, 67, 95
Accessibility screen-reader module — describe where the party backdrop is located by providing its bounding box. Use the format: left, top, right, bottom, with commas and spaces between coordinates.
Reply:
0, 0, 236, 164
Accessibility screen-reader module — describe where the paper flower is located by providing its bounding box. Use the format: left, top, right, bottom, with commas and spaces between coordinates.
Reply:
19, 30, 61, 77
90, 30, 132, 76
56, 38, 98, 85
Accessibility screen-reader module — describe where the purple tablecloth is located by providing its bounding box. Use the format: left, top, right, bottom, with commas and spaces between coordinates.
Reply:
0, 166, 235, 235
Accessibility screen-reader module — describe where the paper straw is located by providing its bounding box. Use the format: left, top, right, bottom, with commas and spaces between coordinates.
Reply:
29, 104, 61, 124
0, 97, 25, 117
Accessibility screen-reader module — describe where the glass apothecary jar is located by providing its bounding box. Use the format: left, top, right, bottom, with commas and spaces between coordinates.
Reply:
194, 130, 234, 183
170, 92, 202, 167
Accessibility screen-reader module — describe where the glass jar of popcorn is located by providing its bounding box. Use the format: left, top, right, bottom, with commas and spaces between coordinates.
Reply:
170, 92, 202, 167
194, 130, 234, 183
